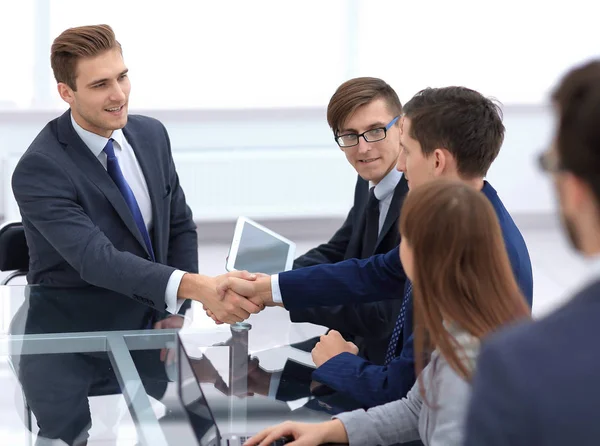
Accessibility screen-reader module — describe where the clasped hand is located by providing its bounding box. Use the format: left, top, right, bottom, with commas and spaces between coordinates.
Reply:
203, 271, 275, 324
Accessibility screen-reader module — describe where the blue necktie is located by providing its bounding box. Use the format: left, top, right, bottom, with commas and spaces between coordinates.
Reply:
104, 138, 155, 261
384, 281, 412, 365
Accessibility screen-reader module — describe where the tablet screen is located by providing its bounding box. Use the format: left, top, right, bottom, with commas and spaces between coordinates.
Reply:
233, 221, 292, 275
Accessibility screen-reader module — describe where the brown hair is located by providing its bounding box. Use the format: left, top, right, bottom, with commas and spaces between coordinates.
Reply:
552, 60, 600, 204
399, 179, 530, 398
403, 87, 505, 179
327, 77, 402, 135
51, 24, 122, 91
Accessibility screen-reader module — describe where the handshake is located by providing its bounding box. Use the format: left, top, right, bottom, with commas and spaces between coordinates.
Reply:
178, 270, 282, 325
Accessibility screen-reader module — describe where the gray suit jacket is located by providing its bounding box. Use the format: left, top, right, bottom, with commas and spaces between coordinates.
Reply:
11, 110, 198, 329
334, 327, 479, 446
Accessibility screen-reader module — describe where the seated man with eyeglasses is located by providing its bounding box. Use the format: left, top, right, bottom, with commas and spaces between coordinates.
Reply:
290, 77, 408, 368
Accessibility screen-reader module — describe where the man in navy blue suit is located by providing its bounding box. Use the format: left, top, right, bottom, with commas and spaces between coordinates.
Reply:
216, 87, 533, 409
463, 61, 600, 446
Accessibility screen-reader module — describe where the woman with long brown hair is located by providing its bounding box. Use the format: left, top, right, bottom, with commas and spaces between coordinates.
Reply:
244, 179, 531, 446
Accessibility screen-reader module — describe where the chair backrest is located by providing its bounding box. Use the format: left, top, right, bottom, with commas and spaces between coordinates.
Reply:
0, 221, 29, 272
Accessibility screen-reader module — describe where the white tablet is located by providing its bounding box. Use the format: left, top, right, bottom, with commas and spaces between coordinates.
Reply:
226, 217, 296, 275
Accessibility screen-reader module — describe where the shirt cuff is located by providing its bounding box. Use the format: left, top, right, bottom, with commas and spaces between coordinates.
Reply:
271, 274, 283, 304
165, 269, 186, 314
268, 370, 284, 399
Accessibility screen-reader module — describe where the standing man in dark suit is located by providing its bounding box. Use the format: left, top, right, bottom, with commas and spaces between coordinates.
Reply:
11, 24, 258, 445
215, 87, 533, 408
464, 61, 600, 446
292, 77, 408, 365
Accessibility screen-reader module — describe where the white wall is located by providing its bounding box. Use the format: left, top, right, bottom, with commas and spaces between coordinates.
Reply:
486, 105, 556, 214
0, 104, 557, 223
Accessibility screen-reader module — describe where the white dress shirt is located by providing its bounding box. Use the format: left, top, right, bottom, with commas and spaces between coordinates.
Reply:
71, 115, 184, 314
271, 168, 404, 304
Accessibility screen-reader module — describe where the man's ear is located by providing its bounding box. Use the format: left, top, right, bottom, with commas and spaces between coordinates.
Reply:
432, 148, 448, 176
57, 82, 75, 105
561, 172, 592, 215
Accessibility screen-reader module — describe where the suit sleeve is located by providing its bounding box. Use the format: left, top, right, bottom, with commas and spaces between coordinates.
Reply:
280, 247, 405, 309
161, 125, 198, 315
464, 338, 533, 446
312, 333, 416, 408
293, 207, 355, 268
334, 384, 421, 445
12, 151, 174, 310
289, 298, 402, 339
291, 177, 402, 337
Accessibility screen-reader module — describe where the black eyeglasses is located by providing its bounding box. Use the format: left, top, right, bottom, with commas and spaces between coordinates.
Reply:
538, 150, 564, 173
335, 116, 400, 148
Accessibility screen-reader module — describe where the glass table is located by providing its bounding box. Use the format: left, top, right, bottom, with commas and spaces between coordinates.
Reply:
0, 285, 351, 445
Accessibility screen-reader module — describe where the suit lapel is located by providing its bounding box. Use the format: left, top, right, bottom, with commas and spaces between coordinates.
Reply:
374, 174, 409, 251
57, 112, 149, 255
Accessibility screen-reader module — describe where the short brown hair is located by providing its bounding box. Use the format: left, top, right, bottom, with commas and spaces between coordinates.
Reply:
399, 179, 530, 400
327, 77, 402, 135
403, 87, 505, 178
51, 24, 122, 91
552, 60, 600, 205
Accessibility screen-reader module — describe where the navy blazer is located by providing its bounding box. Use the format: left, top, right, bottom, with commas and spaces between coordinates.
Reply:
278, 181, 533, 407
11, 111, 198, 330
291, 174, 408, 364
464, 278, 600, 446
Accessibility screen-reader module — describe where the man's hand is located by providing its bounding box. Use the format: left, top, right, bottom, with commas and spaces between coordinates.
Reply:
205, 272, 276, 324
216, 273, 277, 309
154, 315, 185, 363
154, 315, 185, 330
178, 271, 262, 324
246, 357, 273, 397
311, 330, 359, 367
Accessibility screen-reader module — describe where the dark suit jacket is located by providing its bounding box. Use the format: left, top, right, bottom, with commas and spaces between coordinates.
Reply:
11, 110, 198, 330
464, 279, 600, 446
278, 181, 533, 407
291, 174, 408, 364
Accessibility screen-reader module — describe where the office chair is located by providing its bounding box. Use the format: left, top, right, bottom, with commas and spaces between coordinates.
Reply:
0, 221, 31, 441
0, 221, 29, 285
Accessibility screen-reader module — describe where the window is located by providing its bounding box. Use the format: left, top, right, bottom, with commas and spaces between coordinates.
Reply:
0, 0, 35, 109
5, 0, 600, 110
47, 0, 349, 109
355, 0, 600, 104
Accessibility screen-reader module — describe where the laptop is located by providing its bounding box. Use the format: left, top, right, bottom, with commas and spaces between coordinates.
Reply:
177, 337, 291, 446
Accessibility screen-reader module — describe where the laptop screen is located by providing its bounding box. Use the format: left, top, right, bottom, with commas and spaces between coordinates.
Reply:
177, 338, 221, 446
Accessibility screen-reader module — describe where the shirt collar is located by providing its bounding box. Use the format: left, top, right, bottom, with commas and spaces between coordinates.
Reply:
369, 168, 403, 200
70, 113, 126, 157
